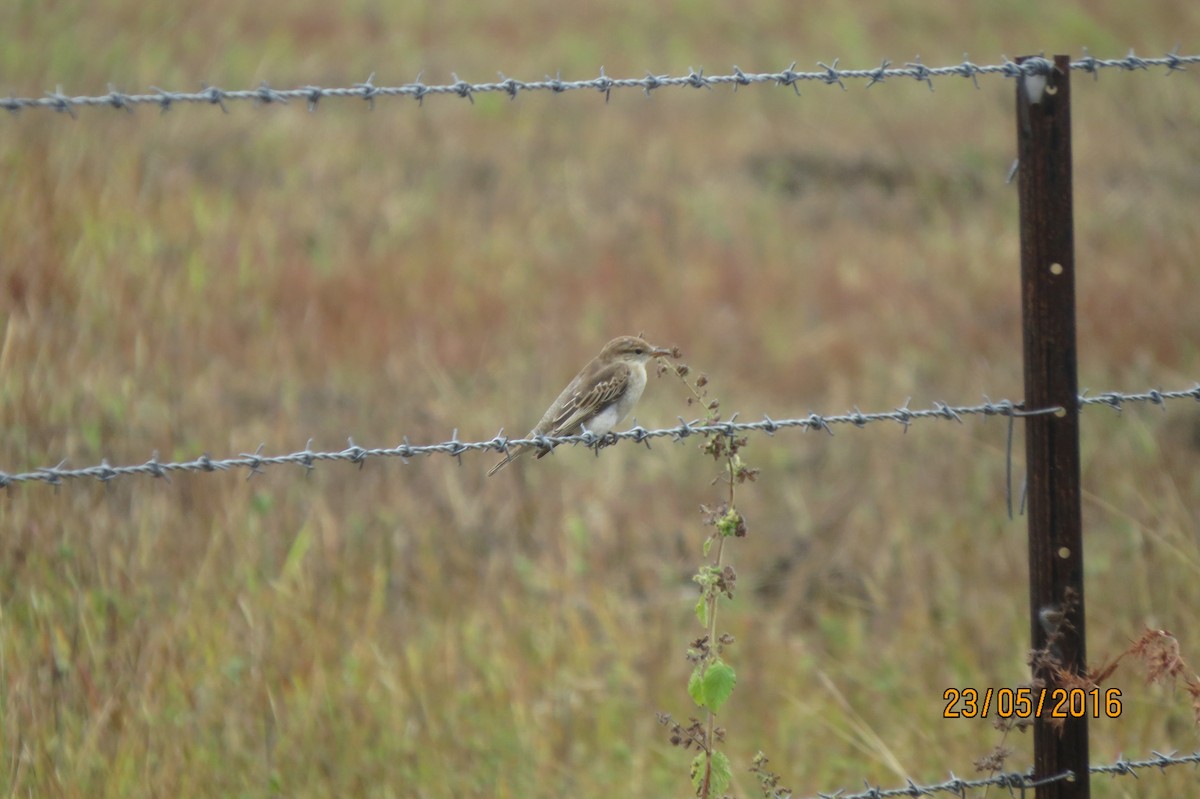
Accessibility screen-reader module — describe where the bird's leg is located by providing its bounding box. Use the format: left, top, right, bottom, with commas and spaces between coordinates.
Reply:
579, 422, 599, 454
580, 423, 614, 455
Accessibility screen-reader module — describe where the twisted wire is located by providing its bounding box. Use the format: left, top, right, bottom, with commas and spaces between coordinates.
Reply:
2, 384, 1196, 489
3, 49, 1196, 116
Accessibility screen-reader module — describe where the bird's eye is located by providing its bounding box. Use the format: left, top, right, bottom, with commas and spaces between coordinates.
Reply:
634, 348, 644, 355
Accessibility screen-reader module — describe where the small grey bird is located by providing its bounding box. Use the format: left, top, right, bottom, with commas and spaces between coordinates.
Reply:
488, 335, 673, 476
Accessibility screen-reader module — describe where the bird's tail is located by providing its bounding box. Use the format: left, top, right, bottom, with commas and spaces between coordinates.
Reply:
487, 445, 530, 476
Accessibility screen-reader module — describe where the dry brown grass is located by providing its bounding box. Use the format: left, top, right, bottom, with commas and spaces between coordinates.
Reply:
4, 3, 1200, 797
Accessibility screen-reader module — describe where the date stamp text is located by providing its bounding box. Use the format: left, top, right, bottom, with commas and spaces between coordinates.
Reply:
942, 687, 1122, 719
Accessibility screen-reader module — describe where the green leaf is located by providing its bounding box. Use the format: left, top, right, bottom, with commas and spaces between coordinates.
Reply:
703, 535, 714, 557
690, 751, 733, 797
688, 665, 705, 706
695, 595, 708, 627
702, 660, 736, 713
709, 750, 732, 796
688, 661, 736, 711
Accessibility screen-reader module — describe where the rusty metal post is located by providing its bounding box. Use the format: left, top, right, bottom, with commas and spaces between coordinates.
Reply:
1017, 54, 1088, 799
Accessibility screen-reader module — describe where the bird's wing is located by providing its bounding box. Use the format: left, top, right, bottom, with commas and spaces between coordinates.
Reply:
546, 361, 631, 436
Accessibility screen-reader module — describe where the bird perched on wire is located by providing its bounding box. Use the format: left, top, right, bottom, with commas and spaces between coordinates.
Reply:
488, 335, 675, 476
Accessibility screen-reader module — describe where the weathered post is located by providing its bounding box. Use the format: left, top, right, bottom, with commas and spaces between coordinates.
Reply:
1017, 53, 1088, 799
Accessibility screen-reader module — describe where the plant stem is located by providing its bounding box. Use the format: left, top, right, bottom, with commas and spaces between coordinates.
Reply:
700, 440, 736, 798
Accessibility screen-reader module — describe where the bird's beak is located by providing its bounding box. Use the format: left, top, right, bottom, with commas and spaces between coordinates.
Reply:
649, 346, 675, 358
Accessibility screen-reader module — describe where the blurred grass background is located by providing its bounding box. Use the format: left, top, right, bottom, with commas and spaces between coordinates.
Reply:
3, 1, 1200, 796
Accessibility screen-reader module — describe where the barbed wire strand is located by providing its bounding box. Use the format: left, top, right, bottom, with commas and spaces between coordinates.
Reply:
807, 767, 1073, 799
2, 385, 1196, 490
3, 48, 1197, 117
798, 750, 1200, 799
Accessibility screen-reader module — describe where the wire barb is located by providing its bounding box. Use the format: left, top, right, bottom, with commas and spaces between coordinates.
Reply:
200, 84, 228, 113
355, 73, 379, 110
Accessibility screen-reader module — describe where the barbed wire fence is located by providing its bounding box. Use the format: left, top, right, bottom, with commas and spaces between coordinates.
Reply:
665, 745, 1200, 799
7, 385, 1200, 798
7, 47, 1200, 799
3, 48, 1198, 116
2, 385, 1199, 488
800, 751, 1200, 799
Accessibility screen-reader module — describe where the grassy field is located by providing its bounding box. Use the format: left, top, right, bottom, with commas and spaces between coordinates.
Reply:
3, 2, 1200, 796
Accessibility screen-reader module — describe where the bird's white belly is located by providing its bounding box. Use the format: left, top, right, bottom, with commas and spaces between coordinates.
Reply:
583, 403, 623, 437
